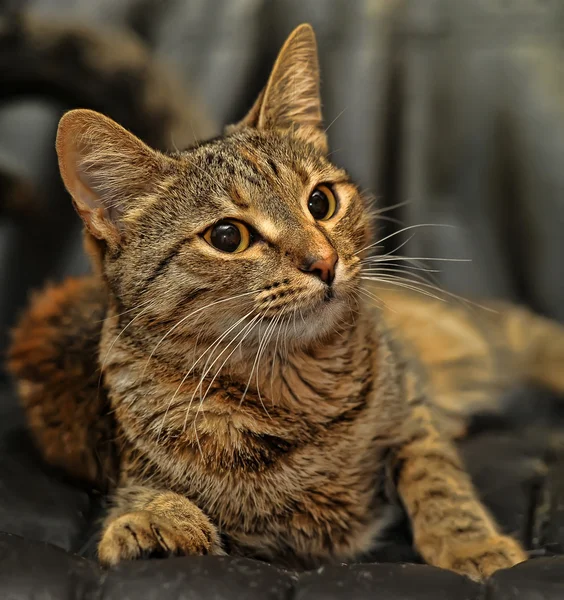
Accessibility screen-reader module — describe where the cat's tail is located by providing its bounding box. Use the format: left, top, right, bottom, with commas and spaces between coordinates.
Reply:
0, 10, 215, 151
7, 276, 118, 491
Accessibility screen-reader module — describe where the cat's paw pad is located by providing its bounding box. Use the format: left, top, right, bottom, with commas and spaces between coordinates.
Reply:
98, 510, 213, 567
439, 535, 527, 581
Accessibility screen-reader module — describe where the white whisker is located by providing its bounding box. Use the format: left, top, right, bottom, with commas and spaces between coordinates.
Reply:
142, 290, 257, 378
189, 313, 264, 455
362, 255, 469, 264
155, 309, 256, 440
324, 107, 347, 134
357, 286, 395, 313
253, 313, 283, 415
98, 302, 155, 391
239, 311, 271, 409
270, 311, 287, 398
361, 276, 447, 302
354, 223, 458, 256
95, 297, 154, 324
373, 199, 412, 215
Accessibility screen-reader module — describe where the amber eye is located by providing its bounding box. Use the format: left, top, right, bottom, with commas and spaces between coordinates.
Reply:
308, 184, 337, 221
204, 220, 251, 253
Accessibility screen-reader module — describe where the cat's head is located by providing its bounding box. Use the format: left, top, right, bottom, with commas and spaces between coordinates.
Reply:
56, 25, 372, 350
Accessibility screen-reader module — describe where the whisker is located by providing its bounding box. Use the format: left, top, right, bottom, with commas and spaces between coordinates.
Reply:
325, 148, 341, 158
189, 313, 264, 455
142, 290, 257, 378
324, 107, 347, 133
374, 214, 406, 227
361, 275, 447, 302
198, 309, 263, 401
362, 255, 469, 264
357, 286, 395, 313
197, 312, 265, 412
98, 302, 156, 392
363, 232, 417, 260
270, 311, 287, 398
362, 273, 495, 312
283, 309, 293, 358
354, 223, 458, 256
156, 309, 256, 440
254, 311, 284, 414
239, 311, 271, 409
373, 199, 412, 215
363, 262, 440, 274
94, 297, 154, 324
252, 323, 276, 417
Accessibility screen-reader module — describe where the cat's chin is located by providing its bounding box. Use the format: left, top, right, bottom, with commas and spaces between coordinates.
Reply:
288, 294, 356, 347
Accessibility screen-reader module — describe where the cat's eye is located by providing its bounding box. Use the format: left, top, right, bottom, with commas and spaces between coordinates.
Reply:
204, 220, 251, 253
308, 184, 337, 221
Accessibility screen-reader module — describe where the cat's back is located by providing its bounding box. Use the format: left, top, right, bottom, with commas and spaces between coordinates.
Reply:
367, 282, 521, 436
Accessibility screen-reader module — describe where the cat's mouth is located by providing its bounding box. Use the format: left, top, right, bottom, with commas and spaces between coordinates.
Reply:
250, 264, 358, 332
323, 286, 335, 302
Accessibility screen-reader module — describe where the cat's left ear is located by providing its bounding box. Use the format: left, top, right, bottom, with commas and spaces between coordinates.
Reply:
56, 109, 172, 249
227, 24, 327, 153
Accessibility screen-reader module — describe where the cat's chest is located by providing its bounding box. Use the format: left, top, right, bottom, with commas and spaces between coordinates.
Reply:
124, 415, 396, 564
197, 452, 394, 565
111, 327, 406, 561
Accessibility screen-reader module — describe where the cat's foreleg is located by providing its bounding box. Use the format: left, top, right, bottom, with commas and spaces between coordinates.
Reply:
395, 403, 527, 581
98, 485, 224, 566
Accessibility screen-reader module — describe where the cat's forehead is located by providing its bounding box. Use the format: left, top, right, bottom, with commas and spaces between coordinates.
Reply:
177, 129, 346, 205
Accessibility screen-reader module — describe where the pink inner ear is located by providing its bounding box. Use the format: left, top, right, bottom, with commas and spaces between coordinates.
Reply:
57, 123, 123, 244
71, 156, 103, 212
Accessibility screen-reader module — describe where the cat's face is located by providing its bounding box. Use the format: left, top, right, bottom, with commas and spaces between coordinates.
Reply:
113, 130, 369, 346
56, 25, 372, 350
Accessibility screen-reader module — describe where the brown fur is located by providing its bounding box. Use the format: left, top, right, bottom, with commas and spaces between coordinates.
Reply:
8, 277, 116, 488
10, 24, 564, 580
376, 284, 564, 438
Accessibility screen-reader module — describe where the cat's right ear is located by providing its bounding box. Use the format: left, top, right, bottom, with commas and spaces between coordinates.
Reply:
56, 109, 171, 249
226, 24, 327, 152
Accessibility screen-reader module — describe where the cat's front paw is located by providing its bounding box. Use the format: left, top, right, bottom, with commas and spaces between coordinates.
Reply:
434, 535, 527, 581
98, 510, 215, 567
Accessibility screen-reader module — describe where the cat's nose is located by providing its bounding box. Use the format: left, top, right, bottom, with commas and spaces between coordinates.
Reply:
299, 252, 338, 285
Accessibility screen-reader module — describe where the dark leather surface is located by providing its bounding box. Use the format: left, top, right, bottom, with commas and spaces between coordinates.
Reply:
0, 383, 564, 598
1, 537, 564, 600
2, 0, 564, 597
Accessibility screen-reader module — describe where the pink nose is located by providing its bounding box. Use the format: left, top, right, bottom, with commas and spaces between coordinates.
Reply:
299, 252, 338, 285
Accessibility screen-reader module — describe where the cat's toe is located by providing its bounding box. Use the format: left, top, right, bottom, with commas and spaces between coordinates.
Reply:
98, 510, 212, 567
440, 535, 527, 581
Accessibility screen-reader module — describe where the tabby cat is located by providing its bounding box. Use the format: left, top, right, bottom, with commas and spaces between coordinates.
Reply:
9, 24, 564, 581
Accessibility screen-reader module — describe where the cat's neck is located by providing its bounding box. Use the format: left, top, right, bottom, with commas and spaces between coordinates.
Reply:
226, 307, 374, 409
102, 296, 394, 463
103, 296, 376, 415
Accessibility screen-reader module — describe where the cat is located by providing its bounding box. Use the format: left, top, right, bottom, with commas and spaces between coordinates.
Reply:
8, 23, 564, 581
